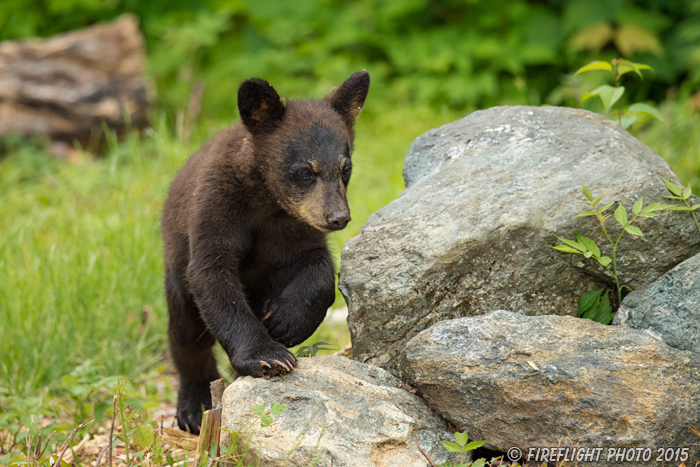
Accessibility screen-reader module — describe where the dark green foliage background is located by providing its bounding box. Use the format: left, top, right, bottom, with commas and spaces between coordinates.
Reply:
2, 0, 700, 117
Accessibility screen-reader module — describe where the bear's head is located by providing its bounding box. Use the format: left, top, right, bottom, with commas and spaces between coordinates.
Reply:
237, 71, 370, 232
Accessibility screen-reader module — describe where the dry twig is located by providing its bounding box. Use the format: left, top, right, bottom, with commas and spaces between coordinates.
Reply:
55, 420, 93, 467
416, 444, 437, 467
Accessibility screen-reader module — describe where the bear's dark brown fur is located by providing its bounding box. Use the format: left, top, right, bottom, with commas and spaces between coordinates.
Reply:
161, 71, 370, 433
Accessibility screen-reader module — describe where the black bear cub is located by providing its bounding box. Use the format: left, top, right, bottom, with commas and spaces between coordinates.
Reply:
161, 71, 370, 433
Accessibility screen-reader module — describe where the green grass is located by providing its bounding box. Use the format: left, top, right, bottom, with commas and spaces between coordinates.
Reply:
0, 95, 698, 413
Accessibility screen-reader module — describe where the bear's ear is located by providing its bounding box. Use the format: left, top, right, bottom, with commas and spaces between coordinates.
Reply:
324, 70, 370, 128
238, 78, 286, 135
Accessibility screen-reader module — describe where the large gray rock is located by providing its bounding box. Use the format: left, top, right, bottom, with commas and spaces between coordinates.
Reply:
615, 252, 700, 353
221, 356, 457, 467
401, 310, 700, 466
339, 105, 700, 376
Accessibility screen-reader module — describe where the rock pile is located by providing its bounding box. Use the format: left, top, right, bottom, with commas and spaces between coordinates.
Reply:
339, 106, 699, 376
222, 106, 700, 466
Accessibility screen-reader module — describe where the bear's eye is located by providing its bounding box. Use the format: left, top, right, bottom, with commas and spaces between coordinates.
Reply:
297, 168, 315, 182
341, 165, 351, 181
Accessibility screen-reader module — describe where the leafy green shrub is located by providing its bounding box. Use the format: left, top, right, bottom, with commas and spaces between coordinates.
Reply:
663, 178, 700, 234
552, 185, 672, 322
2, 0, 699, 117
576, 58, 664, 129
437, 430, 487, 467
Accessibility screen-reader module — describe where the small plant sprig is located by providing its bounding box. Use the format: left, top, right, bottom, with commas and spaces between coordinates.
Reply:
217, 403, 287, 467
296, 341, 336, 358
249, 403, 286, 429
663, 178, 700, 234
576, 58, 665, 129
437, 431, 486, 467
552, 185, 670, 315
112, 381, 168, 467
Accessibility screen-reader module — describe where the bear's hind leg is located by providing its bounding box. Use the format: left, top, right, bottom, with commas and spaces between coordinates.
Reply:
166, 272, 220, 434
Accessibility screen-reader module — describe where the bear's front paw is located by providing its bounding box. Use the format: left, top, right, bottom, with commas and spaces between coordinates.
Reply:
232, 340, 297, 378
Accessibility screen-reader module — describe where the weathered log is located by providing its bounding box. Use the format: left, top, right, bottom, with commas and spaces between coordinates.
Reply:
0, 14, 152, 145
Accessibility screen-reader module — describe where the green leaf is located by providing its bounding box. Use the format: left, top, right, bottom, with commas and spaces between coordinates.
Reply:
617, 60, 643, 79
645, 202, 674, 212
581, 85, 625, 112
471, 459, 486, 467
628, 103, 666, 124
619, 114, 637, 130
269, 403, 286, 416
575, 61, 613, 75
597, 256, 612, 267
551, 245, 581, 254
464, 441, 486, 451
250, 404, 266, 416
624, 225, 644, 236
440, 441, 466, 453
578, 288, 604, 318
94, 401, 110, 425
666, 205, 690, 211
633, 197, 643, 216
575, 232, 601, 258
132, 425, 155, 450
663, 195, 685, 200
454, 431, 469, 447
260, 414, 274, 428
614, 203, 628, 227
682, 185, 692, 200
596, 292, 615, 324
633, 62, 654, 72
692, 204, 700, 211
556, 237, 586, 252
599, 201, 615, 212
581, 184, 593, 201
575, 211, 597, 217
663, 178, 683, 196
166, 453, 175, 467
593, 193, 603, 206
578, 289, 614, 324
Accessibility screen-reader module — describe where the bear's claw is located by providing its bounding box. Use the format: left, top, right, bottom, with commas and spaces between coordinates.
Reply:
273, 359, 291, 371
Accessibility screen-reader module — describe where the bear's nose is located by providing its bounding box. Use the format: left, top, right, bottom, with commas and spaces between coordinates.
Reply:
326, 211, 351, 229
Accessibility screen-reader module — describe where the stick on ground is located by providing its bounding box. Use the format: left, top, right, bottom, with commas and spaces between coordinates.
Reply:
197, 379, 225, 459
